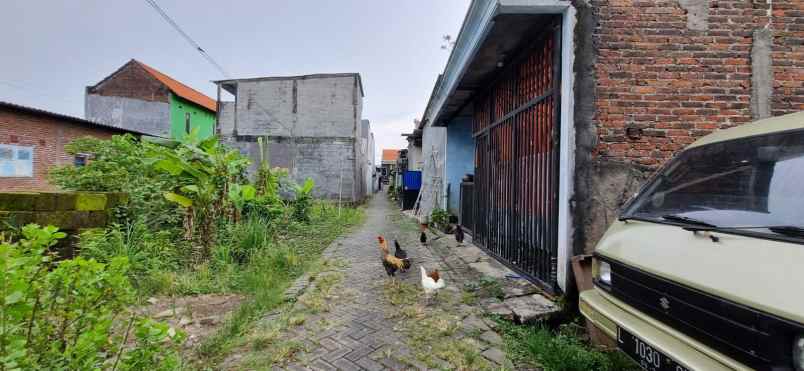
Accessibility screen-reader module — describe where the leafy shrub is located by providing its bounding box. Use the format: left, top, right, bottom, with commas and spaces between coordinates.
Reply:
117, 319, 186, 371
291, 179, 315, 223
430, 208, 451, 231
0, 224, 183, 370
49, 135, 182, 229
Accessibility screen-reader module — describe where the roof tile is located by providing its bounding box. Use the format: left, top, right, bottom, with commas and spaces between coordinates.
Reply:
381, 149, 399, 162
134, 60, 217, 112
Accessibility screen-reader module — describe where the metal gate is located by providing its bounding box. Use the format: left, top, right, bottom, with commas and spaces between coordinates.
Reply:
459, 181, 474, 232
471, 25, 561, 292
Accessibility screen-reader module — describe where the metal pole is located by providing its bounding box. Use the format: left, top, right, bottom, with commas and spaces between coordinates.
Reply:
338, 152, 344, 217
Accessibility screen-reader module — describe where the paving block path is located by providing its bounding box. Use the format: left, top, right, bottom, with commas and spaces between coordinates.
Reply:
253, 192, 516, 370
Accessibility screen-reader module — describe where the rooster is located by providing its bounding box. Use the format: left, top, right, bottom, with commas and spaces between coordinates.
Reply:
377, 236, 410, 277
454, 224, 464, 246
393, 240, 410, 272
420, 266, 445, 304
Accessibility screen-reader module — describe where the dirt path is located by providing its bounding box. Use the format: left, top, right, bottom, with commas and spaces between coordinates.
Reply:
224, 192, 515, 370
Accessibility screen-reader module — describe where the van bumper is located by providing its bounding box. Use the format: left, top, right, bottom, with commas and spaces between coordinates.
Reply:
579, 289, 751, 371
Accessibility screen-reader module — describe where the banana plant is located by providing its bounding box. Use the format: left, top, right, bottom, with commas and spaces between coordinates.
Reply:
228, 183, 257, 222
292, 178, 315, 222
146, 129, 250, 259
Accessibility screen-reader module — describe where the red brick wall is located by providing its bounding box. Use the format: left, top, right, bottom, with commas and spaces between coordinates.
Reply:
88, 61, 169, 103
593, 0, 804, 167
0, 108, 123, 191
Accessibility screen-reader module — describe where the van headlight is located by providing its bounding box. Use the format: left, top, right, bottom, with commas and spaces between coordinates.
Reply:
794, 335, 804, 371
592, 258, 612, 289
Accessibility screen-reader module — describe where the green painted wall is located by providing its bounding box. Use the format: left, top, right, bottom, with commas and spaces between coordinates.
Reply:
169, 94, 216, 140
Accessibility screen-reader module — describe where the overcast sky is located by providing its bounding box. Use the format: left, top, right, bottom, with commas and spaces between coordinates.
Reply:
0, 0, 469, 163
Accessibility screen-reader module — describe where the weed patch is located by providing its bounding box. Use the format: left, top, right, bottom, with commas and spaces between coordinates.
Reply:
494, 317, 638, 371
380, 279, 498, 370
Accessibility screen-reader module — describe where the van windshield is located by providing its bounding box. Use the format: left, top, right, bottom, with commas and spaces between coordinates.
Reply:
622, 128, 804, 238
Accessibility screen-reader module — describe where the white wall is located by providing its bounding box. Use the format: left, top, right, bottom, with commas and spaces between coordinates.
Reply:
416, 125, 447, 220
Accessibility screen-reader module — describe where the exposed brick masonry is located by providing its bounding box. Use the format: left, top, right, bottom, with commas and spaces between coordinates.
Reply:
87, 61, 169, 103
593, 0, 804, 167
0, 108, 121, 191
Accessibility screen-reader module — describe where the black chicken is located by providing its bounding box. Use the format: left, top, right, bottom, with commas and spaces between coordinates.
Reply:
419, 223, 428, 246
393, 240, 411, 272
454, 225, 464, 245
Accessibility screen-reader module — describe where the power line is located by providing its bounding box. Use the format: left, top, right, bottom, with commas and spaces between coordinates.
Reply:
143, 0, 231, 79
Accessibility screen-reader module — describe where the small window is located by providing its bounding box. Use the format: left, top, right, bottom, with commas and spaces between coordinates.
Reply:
185, 112, 191, 134
0, 144, 33, 177
17, 149, 31, 161
74, 154, 89, 167
0, 147, 11, 160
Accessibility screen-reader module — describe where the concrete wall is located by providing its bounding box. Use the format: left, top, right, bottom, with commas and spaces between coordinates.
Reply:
416, 125, 447, 219
407, 142, 423, 170
85, 94, 170, 137
232, 76, 360, 138
368, 132, 376, 193
217, 101, 235, 135
360, 120, 375, 196
219, 74, 364, 201
445, 118, 474, 216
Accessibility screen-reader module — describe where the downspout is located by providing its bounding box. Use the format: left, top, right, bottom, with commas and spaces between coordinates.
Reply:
215, 83, 221, 136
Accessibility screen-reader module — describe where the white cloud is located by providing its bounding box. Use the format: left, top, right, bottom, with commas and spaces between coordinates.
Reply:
369, 115, 418, 164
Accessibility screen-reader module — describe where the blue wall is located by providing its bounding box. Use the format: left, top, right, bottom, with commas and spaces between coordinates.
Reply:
445, 118, 474, 215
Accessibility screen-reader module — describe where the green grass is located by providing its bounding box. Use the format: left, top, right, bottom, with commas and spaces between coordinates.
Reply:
188, 202, 364, 366
494, 318, 639, 371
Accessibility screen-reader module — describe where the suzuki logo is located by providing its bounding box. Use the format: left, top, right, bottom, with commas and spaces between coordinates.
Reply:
659, 297, 670, 310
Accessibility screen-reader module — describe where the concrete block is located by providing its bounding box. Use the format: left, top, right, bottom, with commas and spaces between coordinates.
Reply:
503, 294, 559, 324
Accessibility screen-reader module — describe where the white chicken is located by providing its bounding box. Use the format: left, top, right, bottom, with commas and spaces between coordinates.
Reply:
420, 266, 445, 304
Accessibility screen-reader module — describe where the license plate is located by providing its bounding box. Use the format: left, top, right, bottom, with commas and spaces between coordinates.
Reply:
618, 327, 691, 371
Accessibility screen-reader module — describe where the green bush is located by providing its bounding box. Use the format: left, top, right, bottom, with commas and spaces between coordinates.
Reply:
430, 208, 451, 231
291, 178, 315, 223
0, 224, 183, 370
49, 135, 182, 229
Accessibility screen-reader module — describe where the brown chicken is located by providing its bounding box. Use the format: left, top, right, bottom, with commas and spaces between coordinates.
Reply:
377, 236, 410, 277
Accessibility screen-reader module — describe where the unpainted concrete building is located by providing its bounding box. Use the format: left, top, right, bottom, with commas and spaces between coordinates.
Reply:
214, 74, 370, 202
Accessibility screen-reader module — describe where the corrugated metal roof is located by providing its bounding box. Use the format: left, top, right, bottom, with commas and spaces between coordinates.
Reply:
382, 149, 400, 162
0, 100, 152, 136
134, 60, 217, 112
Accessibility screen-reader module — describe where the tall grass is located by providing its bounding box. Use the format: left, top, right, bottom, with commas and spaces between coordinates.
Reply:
78, 201, 363, 366
79, 219, 186, 296
193, 202, 364, 364
495, 318, 638, 371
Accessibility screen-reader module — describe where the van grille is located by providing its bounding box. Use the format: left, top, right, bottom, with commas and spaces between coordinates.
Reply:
601, 257, 802, 371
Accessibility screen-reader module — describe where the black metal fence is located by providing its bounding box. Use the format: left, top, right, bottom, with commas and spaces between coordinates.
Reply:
459, 182, 474, 232
471, 26, 561, 293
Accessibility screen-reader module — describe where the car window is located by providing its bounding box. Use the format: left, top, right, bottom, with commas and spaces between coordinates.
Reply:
623, 129, 804, 231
